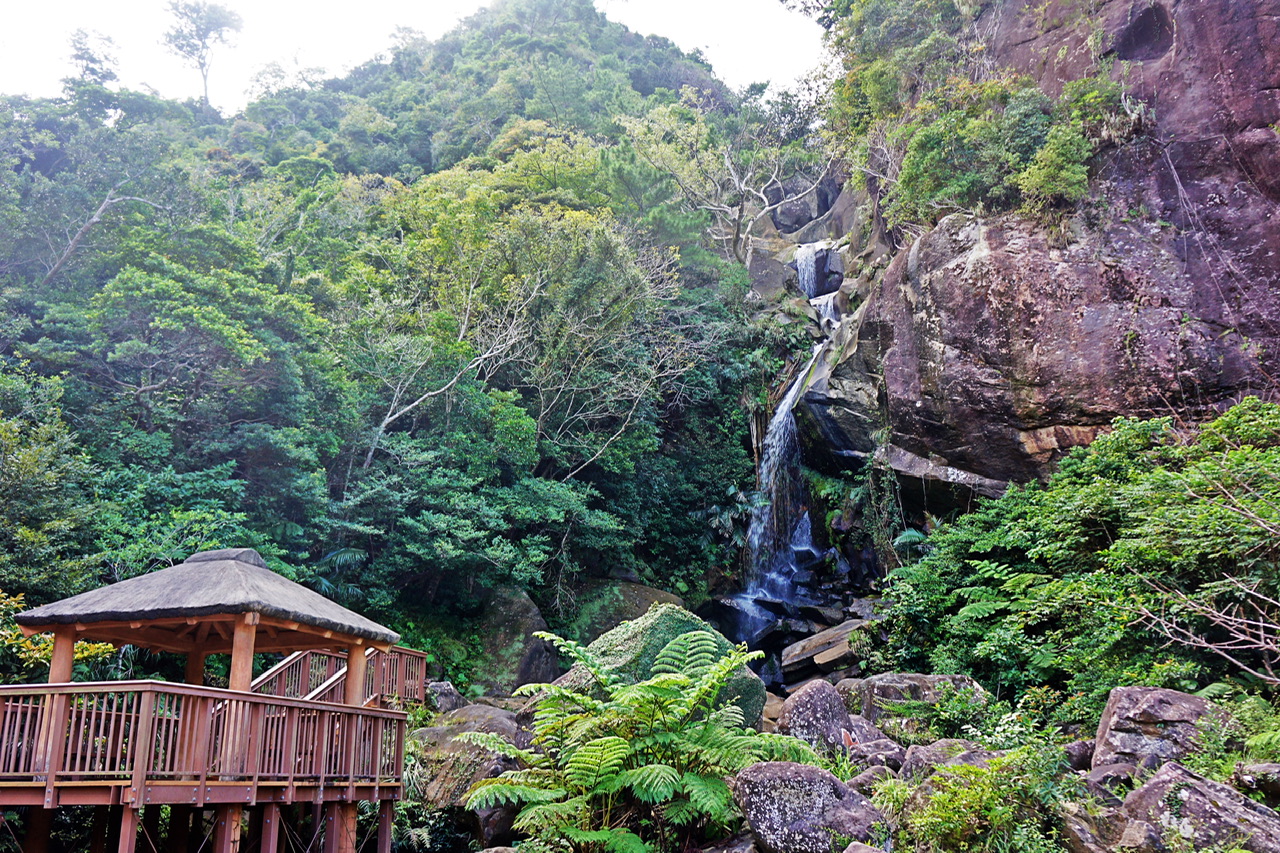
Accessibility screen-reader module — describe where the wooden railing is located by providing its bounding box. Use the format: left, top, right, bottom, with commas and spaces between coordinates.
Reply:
0, 681, 404, 805
252, 646, 428, 707
252, 649, 347, 700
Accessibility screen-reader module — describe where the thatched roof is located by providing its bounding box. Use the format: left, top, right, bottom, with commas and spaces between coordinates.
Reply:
16, 548, 399, 650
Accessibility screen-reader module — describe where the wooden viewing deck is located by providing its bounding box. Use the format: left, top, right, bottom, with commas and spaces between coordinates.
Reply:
2, 548, 423, 852
0, 680, 405, 808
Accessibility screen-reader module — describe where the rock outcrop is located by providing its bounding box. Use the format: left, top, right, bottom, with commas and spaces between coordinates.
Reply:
838, 672, 987, 724
734, 762, 883, 853
791, 0, 1280, 491
471, 586, 559, 695
1092, 686, 1214, 769
1121, 762, 1280, 852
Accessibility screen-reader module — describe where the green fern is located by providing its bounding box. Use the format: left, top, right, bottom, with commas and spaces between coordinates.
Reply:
464, 629, 804, 852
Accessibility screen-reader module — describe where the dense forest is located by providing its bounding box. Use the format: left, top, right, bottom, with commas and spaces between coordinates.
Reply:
3, 0, 1280, 851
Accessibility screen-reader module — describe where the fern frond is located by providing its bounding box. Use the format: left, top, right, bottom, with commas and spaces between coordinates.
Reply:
453, 731, 537, 763
614, 762, 680, 803
565, 735, 630, 791
465, 779, 565, 810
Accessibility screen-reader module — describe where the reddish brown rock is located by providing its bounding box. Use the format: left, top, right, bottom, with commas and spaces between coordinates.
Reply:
800, 0, 1280, 489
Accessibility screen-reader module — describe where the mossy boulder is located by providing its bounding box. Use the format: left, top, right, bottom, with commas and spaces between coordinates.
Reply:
564, 579, 683, 644
556, 602, 767, 726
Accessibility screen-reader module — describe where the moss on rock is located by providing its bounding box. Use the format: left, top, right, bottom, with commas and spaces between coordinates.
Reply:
558, 602, 766, 725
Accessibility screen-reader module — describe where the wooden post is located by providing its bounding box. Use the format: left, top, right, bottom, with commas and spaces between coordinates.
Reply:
118, 807, 139, 853
214, 614, 256, 853
211, 807, 241, 853
321, 803, 355, 853
27, 626, 78, 852
47, 626, 76, 683
24, 809, 54, 853
259, 803, 281, 853
89, 806, 109, 853
343, 646, 367, 707
140, 805, 162, 853
227, 615, 257, 693
376, 800, 394, 853
184, 652, 206, 685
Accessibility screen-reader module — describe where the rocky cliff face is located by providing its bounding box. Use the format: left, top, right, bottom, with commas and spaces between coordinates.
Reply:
792, 0, 1280, 491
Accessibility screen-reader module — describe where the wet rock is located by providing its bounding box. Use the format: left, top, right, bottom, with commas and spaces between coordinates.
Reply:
472, 586, 559, 695
1060, 802, 1120, 853
1122, 762, 1280, 852
899, 739, 983, 781
1086, 763, 1138, 808
760, 692, 786, 734
700, 834, 757, 853
427, 680, 467, 714
1092, 686, 1213, 770
566, 580, 683, 643
552, 603, 766, 725
411, 704, 524, 847
780, 619, 869, 681
847, 738, 905, 772
848, 764, 895, 795
800, 0, 1280, 493
1235, 763, 1280, 805
734, 762, 883, 853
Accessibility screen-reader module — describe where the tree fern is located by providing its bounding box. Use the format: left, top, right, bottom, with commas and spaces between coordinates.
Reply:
464, 629, 814, 852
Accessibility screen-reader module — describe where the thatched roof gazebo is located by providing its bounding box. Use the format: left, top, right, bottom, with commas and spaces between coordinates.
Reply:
5, 548, 408, 853
17, 547, 398, 688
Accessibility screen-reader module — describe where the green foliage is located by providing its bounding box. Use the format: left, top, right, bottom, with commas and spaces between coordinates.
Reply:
884, 399, 1280, 719
464, 630, 813, 852
882, 744, 1077, 852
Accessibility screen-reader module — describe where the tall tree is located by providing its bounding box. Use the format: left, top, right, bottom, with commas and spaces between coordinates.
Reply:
163, 1, 242, 110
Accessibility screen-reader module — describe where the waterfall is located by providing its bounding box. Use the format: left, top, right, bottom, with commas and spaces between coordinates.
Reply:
810, 293, 840, 326
732, 344, 823, 644
795, 244, 819, 298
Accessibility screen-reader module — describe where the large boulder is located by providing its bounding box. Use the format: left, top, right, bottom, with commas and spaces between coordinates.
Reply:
565, 580, 683, 644
411, 704, 525, 847
554, 603, 767, 726
734, 762, 883, 853
471, 587, 559, 695
1092, 686, 1213, 770
838, 673, 986, 725
1121, 762, 1280, 852
899, 739, 983, 781
777, 680, 859, 756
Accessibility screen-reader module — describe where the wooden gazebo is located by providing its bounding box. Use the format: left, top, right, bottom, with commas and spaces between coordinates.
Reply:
1, 548, 411, 853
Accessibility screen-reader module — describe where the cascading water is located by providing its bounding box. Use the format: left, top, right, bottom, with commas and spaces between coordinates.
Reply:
727, 242, 852, 671
795, 243, 820, 298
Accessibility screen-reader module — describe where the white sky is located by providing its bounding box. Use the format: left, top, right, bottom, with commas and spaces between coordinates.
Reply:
0, 0, 828, 113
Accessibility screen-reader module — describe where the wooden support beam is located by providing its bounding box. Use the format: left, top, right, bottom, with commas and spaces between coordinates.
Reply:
48, 625, 76, 683
140, 805, 162, 853
24, 808, 53, 853
118, 807, 139, 853
89, 806, 109, 853
321, 803, 356, 853
228, 615, 257, 693
376, 801, 394, 853
212, 806, 241, 853
167, 805, 191, 853
259, 803, 282, 853
344, 645, 368, 708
